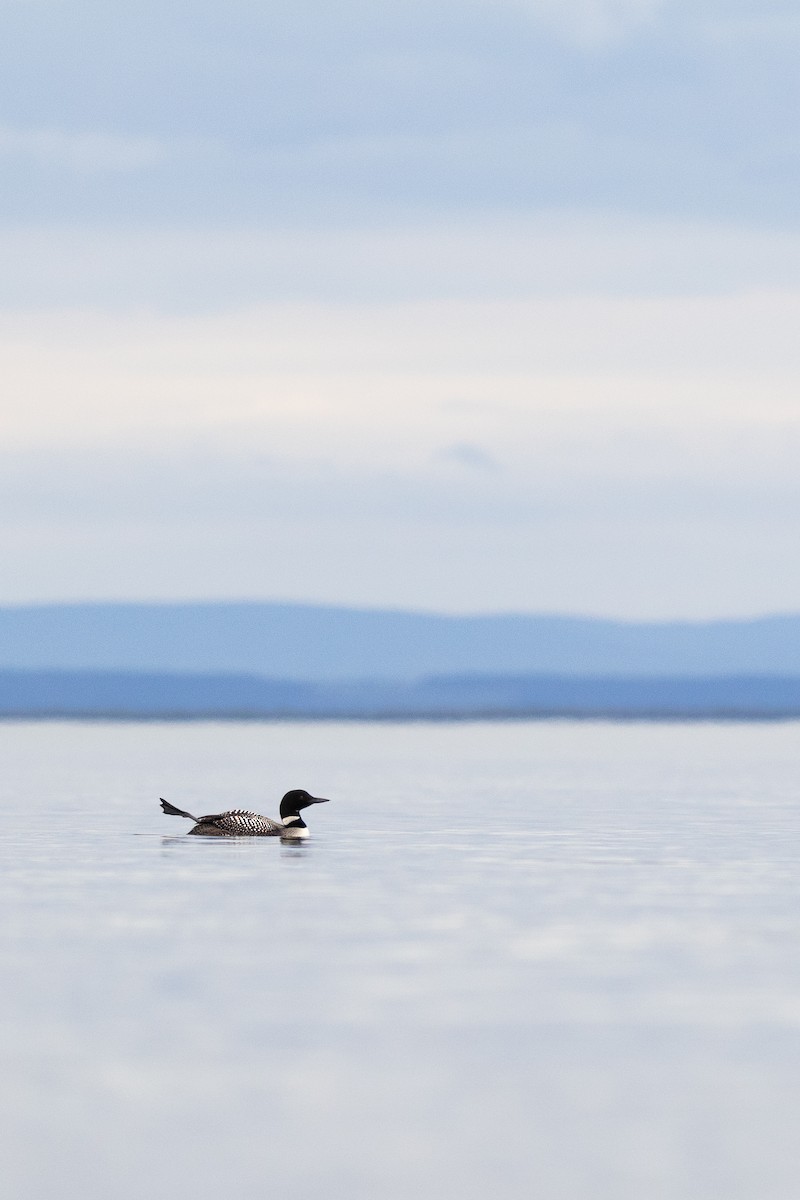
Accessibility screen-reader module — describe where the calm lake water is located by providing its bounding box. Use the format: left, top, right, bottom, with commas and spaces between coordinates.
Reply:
3, 719, 800, 1199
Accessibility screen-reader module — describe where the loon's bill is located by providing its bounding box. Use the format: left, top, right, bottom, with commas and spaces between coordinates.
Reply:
160, 789, 330, 838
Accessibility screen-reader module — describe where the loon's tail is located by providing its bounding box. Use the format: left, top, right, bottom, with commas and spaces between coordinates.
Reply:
160, 797, 198, 821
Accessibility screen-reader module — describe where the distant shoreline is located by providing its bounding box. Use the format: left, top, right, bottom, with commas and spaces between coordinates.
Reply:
4, 667, 800, 722
4, 603, 800, 681
2, 713, 800, 724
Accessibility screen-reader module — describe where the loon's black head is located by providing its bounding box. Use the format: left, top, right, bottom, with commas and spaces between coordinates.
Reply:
279, 789, 331, 820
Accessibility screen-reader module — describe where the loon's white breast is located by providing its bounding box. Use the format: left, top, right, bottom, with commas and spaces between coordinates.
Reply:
280, 819, 310, 840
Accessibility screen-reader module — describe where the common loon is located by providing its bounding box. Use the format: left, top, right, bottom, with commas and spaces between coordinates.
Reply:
160, 789, 330, 838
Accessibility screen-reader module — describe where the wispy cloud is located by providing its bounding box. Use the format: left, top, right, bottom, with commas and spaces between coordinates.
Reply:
3, 216, 800, 311
507, 0, 666, 46
0, 126, 170, 172
437, 443, 500, 471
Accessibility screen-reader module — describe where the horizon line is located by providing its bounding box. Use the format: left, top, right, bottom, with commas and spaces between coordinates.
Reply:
1, 598, 800, 625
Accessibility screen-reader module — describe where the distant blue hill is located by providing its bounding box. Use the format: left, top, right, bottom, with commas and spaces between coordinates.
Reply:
2, 602, 800, 680
3, 670, 800, 719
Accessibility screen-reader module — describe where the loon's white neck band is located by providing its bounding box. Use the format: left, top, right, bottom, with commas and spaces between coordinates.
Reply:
282, 813, 301, 825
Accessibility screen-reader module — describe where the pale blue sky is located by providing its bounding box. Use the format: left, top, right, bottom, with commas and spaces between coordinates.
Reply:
1, 0, 799, 231
2, 0, 800, 615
